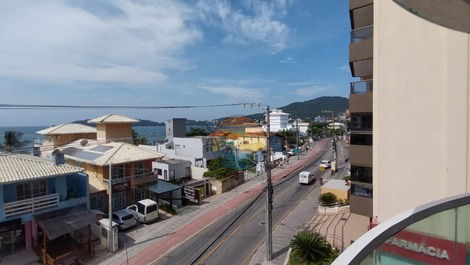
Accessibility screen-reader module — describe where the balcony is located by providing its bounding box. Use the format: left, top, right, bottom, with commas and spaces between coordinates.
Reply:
350, 193, 373, 217
350, 58, 373, 77
350, 80, 372, 113
104, 171, 156, 185
349, 1, 373, 30
350, 144, 372, 167
4, 193, 59, 219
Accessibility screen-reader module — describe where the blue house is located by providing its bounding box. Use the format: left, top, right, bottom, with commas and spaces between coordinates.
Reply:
0, 153, 89, 258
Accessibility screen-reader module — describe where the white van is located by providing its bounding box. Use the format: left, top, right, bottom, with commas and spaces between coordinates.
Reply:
299, 171, 315, 185
127, 199, 159, 224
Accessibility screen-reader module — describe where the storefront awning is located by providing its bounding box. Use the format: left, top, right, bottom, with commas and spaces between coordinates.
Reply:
143, 181, 182, 194
35, 207, 96, 240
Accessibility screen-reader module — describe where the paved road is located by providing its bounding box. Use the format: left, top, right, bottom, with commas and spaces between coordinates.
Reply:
154, 142, 333, 265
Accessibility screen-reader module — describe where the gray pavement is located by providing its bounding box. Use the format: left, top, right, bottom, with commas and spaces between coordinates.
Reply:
154, 142, 332, 265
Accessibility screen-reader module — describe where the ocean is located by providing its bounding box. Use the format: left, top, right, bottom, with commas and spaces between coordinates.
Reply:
0, 125, 209, 149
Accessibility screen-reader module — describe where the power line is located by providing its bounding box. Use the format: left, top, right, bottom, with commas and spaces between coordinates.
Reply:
0, 103, 259, 110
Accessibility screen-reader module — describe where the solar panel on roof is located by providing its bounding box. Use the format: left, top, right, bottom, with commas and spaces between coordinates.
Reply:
73, 151, 103, 161
62, 147, 81, 156
90, 145, 113, 153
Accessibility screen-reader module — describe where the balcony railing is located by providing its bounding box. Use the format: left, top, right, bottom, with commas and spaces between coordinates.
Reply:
351, 25, 373, 43
103, 171, 156, 184
4, 193, 59, 218
350, 80, 372, 94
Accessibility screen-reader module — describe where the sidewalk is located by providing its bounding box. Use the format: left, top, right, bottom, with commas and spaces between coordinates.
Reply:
90, 139, 327, 265
247, 140, 349, 265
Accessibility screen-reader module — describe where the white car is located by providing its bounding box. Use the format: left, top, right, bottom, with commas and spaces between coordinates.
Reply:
299, 171, 315, 184
112, 209, 137, 230
320, 160, 331, 169
127, 199, 159, 224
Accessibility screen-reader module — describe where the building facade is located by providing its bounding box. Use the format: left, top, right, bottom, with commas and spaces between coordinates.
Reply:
348, 0, 470, 224
0, 153, 89, 257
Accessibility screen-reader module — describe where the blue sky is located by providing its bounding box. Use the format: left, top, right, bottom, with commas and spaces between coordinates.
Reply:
0, 0, 351, 126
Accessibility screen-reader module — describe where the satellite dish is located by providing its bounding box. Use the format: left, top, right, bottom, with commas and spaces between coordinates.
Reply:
80, 139, 88, 146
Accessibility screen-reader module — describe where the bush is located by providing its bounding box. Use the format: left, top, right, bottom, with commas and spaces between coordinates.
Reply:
290, 231, 338, 265
319, 192, 338, 206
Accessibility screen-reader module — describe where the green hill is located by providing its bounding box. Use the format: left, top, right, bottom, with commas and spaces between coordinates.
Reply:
247, 96, 348, 121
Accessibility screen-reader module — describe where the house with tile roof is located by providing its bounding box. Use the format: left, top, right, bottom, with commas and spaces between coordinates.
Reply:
88, 114, 139, 144
36, 123, 97, 151
45, 139, 165, 211
0, 153, 90, 259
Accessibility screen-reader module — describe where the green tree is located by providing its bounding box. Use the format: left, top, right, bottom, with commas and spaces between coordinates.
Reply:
318, 192, 338, 206
186, 127, 209, 137
0, 131, 30, 152
132, 129, 149, 145
308, 122, 327, 139
290, 231, 338, 265
203, 158, 236, 180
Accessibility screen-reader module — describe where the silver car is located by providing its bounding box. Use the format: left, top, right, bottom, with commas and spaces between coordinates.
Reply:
113, 209, 137, 230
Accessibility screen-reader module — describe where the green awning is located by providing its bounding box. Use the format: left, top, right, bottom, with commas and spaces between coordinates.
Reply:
143, 181, 182, 194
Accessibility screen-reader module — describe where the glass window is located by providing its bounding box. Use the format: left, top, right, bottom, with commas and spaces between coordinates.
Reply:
351, 114, 372, 131
112, 165, 125, 179
156, 169, 163, 176
351, 166, 373, 183
351, 134, 372, 145
146, 205, 157, 214
351, 183, 373, 198
134, 162, 145, 178
90, 193, 104, 210
16, 181, 46, 201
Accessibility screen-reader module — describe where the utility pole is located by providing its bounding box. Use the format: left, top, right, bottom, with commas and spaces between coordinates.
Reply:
323, 110, 337, 171
296, 118, 300, 160
108, 163, 113, 252
265, 105, 273, 261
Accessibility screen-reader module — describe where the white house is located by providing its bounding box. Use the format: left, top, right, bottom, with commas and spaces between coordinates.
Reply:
267, 109, 291, 132
152, 159, 191, 181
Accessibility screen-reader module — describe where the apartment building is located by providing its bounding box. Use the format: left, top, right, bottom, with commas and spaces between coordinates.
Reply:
348, 0, 470, 224
348, 0, 374, 218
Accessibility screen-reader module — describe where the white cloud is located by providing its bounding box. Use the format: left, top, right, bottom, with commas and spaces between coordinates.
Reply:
0, 0, 201, 85
280, 56, 296, 63
197, 0, 290, 52
201, 85, 263, 102
295, 86, 329, 97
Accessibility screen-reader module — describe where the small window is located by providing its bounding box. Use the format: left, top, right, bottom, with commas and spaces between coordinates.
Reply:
137, 202, 145, 214
134, 162, 145, 178
146, 205, 158, 214
156, 169, 163, 176
122, 214, 134, 221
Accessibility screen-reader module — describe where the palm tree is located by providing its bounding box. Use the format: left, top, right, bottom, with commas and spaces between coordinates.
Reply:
0, 131, 30, 152
290, 231, 334, 264
132, 129, 148, 145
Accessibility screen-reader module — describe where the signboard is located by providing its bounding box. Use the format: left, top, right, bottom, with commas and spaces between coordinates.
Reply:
379, 229, 467, 265
183, 186, 201, 205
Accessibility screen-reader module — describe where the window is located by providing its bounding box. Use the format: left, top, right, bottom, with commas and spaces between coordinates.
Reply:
164, 170, 168, 180
90, 193, 104, 210
185, 167, 191, 177
351, 183, 373, 198
146, 205, 157, 214
16, 181, 47, 201
137, 202, 145, 214
350, 134, 372, 145
134, 162, 145, 178
170, 170, 175, 180
131, 188, 144, 203
112, 165, 125, 179
156, 169, 163, 176
351, 166, 373, 183
351, 114, 372, 131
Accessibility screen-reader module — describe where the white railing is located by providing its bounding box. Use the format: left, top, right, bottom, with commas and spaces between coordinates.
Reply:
4, 193, 59, 218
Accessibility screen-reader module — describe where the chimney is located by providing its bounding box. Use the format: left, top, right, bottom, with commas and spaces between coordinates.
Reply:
51, 149, 65, 165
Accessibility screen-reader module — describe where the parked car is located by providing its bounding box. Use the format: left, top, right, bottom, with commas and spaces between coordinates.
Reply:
127, 199, 159, 224
319, 160, 331, 169
299, 171, 315, 185
112, 209, 137, 230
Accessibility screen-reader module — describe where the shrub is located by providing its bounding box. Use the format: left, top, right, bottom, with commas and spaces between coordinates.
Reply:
319, 192, 338, 206
290, 231, 336, 265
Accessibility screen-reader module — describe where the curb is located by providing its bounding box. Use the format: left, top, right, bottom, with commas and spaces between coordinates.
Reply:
283, 248, 292, 265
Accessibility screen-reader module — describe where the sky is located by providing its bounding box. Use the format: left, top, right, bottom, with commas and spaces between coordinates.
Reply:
0, 0, 352, 126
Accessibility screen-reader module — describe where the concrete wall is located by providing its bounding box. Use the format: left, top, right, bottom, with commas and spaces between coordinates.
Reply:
374, 0, 470, 222
41, 133, 96, 149
210, 174, 245, 195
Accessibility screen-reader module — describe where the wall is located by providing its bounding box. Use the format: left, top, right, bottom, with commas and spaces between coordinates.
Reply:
97, 123, 133, 143
41, 133, 96, 150
374, 0, 470, 222
210, 173, 245, 195
191, 166, 208, 179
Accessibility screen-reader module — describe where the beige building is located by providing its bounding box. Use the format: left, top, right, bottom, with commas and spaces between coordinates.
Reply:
349, 0, 470, 224
36, 123, 97, 151
88, 114, 139, 144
